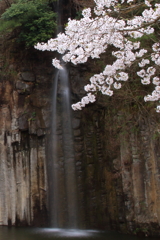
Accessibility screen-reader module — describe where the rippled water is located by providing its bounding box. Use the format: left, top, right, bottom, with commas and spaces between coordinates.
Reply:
0, 227, 159, 240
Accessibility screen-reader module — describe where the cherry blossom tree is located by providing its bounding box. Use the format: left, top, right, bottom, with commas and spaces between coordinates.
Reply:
35, 0, 160, 112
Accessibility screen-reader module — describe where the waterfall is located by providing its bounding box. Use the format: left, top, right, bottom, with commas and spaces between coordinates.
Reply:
48, 67, 78, 229
48, 0, 78, 229
59, 69, 78, 229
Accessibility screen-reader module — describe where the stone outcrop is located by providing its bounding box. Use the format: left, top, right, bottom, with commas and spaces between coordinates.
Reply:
70, 65, 160, 236
0, 34, 53, 226
73, 108, 160, 236
0, 12, 160, 237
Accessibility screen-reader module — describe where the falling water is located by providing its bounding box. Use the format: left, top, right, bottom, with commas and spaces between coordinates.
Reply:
49, 70, 59, 227
48, 0, 78, 228
48, 66, 78, 229
59, 68, 78, 229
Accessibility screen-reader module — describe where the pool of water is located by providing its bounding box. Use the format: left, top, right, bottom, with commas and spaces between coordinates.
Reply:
0, 227, 159, 240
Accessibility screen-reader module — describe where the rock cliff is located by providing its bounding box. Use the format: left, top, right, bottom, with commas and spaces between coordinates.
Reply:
70, 65, 160, 236
0, 1, 160, 236
0, 34, 53, 226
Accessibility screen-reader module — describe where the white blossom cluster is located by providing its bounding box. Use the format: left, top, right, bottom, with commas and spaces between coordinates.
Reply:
143, 43, 160, 112
35, 0, 160, 112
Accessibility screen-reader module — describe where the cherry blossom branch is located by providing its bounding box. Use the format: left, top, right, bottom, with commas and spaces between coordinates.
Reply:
35, 0, 160, 112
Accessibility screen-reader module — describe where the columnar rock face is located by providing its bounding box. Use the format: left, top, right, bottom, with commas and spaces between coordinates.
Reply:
75, 111, 160, 235
71, 66, 160, 236
0, 35, 52, 226
0, 83, 48, 226
0, 29, 160, 236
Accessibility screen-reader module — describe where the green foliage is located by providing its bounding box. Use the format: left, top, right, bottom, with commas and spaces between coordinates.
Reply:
75, 10, 82, 20
0, 0, 57, 47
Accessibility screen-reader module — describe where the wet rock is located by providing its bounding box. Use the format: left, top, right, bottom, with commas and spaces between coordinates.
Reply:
74, 129, 81, 137
16, 81, 32, 92
72, 118, 80, 129
20, 71, 35, 82
37, 128, 46, 136
30, 91, 49, 108
29, 119, 37, 134
18, 115, 29, 130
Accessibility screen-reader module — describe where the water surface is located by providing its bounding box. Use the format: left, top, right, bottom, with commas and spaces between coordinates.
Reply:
0, 227, 159, 240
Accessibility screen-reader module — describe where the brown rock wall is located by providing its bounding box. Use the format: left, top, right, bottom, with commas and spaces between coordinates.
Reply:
71, 65, 160, 236
0, 28, 160, 236
0, 34, 52, 226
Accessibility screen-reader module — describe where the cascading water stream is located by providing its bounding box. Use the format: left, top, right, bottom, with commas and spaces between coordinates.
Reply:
59, 68, 78, 229
50, 71, 59, 228
48, 0, 78, 229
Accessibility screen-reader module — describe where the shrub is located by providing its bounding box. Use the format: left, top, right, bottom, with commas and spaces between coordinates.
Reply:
0, 0, 57, 47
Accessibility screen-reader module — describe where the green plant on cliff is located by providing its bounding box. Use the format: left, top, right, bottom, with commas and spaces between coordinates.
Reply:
0, 0, 57, 47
